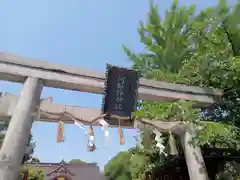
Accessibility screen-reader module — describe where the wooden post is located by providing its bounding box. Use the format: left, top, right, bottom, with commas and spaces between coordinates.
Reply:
180, 129, 209, 180
0, 77, 42, 180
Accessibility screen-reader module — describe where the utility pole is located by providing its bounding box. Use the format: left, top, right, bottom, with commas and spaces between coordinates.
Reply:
0, 77, 43, 180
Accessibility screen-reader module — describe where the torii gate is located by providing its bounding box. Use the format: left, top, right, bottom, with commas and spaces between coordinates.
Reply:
0, 52, 222, 180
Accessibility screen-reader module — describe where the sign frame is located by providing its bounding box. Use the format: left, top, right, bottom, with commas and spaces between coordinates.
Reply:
101, 64, 140, 123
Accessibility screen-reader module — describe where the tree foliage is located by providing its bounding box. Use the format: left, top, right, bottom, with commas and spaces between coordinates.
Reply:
69, 159, 86, 164
30, 157, 40, 163
27, 168, 44, 180
22, 133, 36, 163
105, 0, 240, 179
124, 0, 240, 148
20, 166, 44, 180
104, 152, 132, 180
0, 120, 37, 164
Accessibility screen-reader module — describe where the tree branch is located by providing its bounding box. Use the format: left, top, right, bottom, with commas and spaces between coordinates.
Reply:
222, 19, 237, 56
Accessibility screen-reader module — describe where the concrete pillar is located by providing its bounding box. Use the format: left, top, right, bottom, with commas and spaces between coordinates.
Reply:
0, 77, 43, 180
180, 130, 209, 180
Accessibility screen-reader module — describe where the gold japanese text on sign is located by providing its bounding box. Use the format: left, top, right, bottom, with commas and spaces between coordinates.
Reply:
115, 76, 126, 111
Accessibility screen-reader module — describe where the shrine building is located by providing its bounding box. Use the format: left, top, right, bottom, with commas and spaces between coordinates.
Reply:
24, 161, 105, 180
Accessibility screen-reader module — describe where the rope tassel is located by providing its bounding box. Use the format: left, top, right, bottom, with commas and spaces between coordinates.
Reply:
99, 119, 110, 146
153, 129, 166, 156
56, 121, 64, 142
118, 118, 125, 145
88, 126, 96, 151
118, 127, 125, 145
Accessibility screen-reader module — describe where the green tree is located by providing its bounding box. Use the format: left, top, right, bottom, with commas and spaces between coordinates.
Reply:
22, 133, 36, 164
106, 0, 240, 179
20, 166, 44, 180
0, 120, 37, 164
124, 0, 240, 148
27, 168, 44, 180
69, 159, 86, 164
30, 157, 40, 163
104, 152, 132, 180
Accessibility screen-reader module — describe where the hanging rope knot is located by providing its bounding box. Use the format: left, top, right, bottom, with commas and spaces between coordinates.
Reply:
63, 105, 67, 116
118, 118, 125, 145
56, 120, 64, 143
88, 126, 96, 151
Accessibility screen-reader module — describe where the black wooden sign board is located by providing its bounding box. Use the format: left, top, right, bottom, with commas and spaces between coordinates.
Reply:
102, 64, 140, 119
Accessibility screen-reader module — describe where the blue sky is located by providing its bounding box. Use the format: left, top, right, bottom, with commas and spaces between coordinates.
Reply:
0, 0, 237, 170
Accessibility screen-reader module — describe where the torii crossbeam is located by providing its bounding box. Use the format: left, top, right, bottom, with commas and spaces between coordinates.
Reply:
0, 92, 134, 127
0, 52, 221, 105
0, 52, 222, 180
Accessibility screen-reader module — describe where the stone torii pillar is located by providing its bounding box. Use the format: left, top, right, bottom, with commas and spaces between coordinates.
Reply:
0, 77, 43, 180
181, 128, 208, 180
136, 120, 209, 180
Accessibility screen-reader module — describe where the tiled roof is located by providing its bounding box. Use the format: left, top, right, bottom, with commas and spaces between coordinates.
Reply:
27, 162, 105, 180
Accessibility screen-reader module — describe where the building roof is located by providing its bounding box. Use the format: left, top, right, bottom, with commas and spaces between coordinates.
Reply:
27, 162, 105, 180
